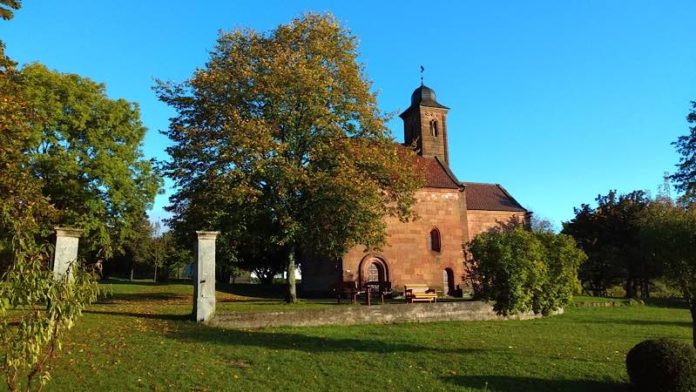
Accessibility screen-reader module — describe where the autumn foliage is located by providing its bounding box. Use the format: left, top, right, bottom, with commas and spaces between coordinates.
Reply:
158, 14, 423, 302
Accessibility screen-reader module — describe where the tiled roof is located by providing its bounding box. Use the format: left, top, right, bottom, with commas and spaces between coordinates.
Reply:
402, 145, 527, 211
413, 155, 460, 189
463, 182, 527, 212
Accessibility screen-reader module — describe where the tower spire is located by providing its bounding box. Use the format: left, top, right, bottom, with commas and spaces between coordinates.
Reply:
399, 81, 450, 164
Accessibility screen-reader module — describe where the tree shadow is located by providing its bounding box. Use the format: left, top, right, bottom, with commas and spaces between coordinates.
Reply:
96, 292, 190, 303
215, 282, 287, 299
84, 309, 190, 321
216, 299, 341, 306
166, 323, 478, 355
443, 375, 627, 392
101, 278, 172, 286
644, 298, 689, 309
575, 318, 691, 328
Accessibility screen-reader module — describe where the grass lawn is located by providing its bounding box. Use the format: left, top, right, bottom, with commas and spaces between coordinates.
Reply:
37, 279, 692, 391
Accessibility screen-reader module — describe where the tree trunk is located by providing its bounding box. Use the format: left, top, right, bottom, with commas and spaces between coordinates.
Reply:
130, 265, 134, 281
690, 302, 696, 349
285, 249, 297, 304
153, 264, 158, 283
625, 277, 637, 298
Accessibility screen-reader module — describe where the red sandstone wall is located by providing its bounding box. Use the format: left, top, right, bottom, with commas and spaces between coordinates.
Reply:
342, 188, 466, 294
466, 210, 527, 239
304, 190, 528, 295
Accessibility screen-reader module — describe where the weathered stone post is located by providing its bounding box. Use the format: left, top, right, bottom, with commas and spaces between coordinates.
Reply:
193, 231, 219, 322
53, 227, 82, 279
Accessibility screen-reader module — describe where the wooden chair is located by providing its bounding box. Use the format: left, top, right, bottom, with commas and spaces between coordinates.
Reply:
336, 281, 362, 304
363, 281, 392, 305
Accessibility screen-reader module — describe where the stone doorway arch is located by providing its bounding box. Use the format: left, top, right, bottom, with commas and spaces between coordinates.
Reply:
358, 256, 389, 286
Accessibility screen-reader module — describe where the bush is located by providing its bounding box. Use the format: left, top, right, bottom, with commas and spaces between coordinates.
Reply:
0, 251, 100, 391
626, 338, 696, 392
468, 227, 586, 316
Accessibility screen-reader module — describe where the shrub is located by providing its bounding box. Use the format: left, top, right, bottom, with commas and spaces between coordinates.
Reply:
0, 250, 100, 391
534, 232, 585, 315
468, 228, 545, 315
468, 227, 586, 316
626, 338, 696, 392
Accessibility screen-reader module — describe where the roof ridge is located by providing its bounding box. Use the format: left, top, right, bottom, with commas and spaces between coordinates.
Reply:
461, 181, 498, 186
433, 156, 461, 188
495, 184, 528, 212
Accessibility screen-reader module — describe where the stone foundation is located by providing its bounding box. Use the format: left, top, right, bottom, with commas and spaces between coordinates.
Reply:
209, 301, 562, 329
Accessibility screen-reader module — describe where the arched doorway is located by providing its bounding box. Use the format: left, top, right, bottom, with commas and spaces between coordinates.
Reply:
358, 256, 389, 285
443, 268, 455, 296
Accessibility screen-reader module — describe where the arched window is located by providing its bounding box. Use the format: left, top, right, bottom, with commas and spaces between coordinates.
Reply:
430, 119, 439, 137
430, 228, 441, 252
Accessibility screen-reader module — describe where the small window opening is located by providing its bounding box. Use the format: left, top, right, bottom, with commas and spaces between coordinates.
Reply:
430, 228, 441, 252
430, 119, 439, 137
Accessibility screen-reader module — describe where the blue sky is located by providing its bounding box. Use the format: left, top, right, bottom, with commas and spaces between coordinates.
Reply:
3, 1, 695, 229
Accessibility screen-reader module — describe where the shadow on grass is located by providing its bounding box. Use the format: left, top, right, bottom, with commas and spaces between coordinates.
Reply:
575, 318, 691, 328
216, 299, 338, 306
644, 297, 688, 309
96, 292, 190, 303
101, 278, 181, 286
101, 278, 286, 299
215, 282, 287, 299
443, 375, 626, 392
84, 309, 190, 321
166, 323, 476, 355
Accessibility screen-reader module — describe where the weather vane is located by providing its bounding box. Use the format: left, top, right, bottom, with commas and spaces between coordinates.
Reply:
420, 65, 425, 86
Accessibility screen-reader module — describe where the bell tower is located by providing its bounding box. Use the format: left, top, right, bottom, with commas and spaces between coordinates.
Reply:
399, 84, 450, 164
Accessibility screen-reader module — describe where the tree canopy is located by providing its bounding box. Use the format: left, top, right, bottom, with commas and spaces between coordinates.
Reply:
668, 101, 696, 203
639, 199, 696, 348
0, 0, 20, 21
562, 190, 654, 298
19, 64, 162, 258
0, 44, 54, 266
157, 13, 423, 301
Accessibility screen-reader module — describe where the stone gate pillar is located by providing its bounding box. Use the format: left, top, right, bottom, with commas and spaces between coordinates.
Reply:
193, 231, 219, 322
53, 227, 82, 279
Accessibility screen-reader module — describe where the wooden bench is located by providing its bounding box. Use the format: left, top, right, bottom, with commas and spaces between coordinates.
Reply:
335, 281, 363, 304
363, 281, 392, 305
404, 284, 437, 303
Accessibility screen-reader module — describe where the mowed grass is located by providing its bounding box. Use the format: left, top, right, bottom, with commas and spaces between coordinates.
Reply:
37, 279, 692, 391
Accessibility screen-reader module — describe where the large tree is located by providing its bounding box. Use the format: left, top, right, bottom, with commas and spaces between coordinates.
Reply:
1, 5, 99, 391
563, 190, 655, 298
0, 17, 54, 266
158, 13, 423, 302
669, 101, 696, 203
20, 64, 162, 258
639, 199, 696, 348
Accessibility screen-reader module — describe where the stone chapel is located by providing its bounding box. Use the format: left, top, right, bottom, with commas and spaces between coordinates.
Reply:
303, 84, 530, 296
